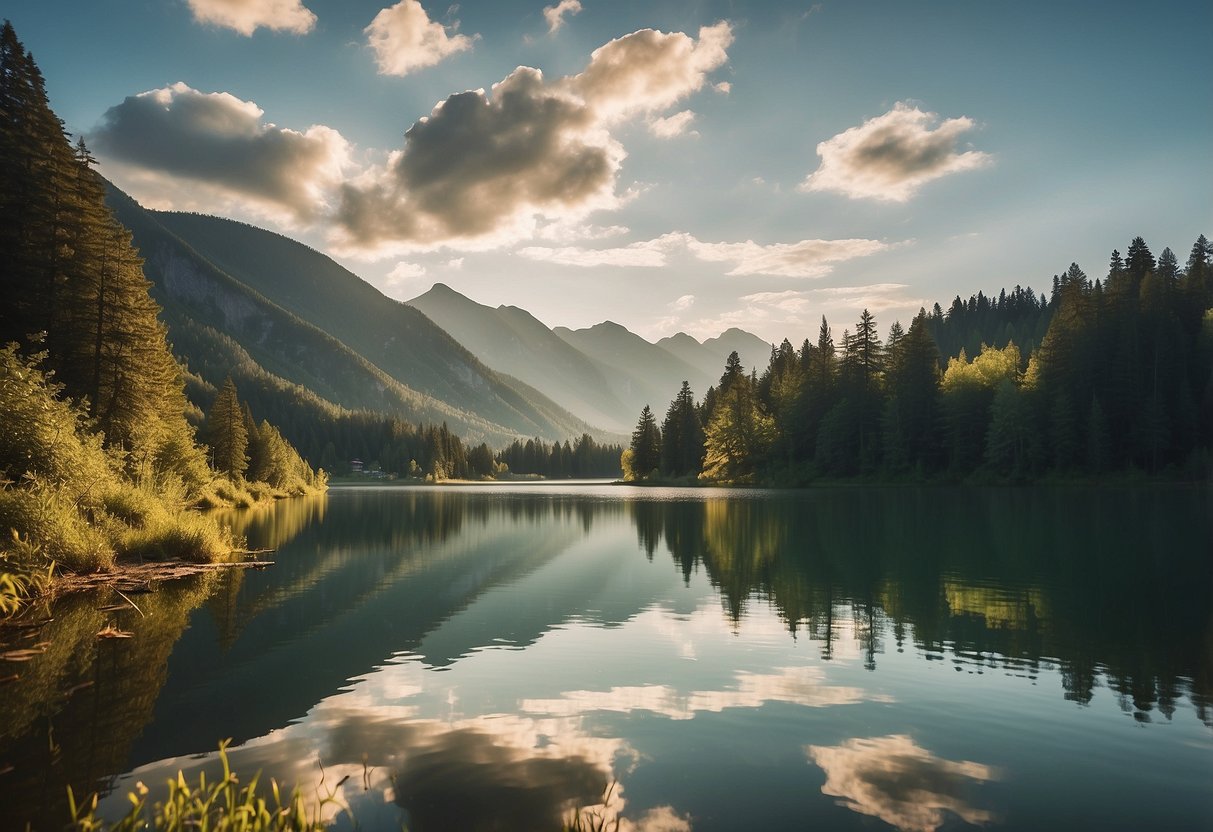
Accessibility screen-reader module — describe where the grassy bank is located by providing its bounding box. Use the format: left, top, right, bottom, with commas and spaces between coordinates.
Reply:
0, 347, 323, 616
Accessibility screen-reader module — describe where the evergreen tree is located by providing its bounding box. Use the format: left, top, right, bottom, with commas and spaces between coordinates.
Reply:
207, 377, 248, 479
701, 374, 772, 483
628, 405, 661, 480
661, 381, 704, 477
882, 311, 941, 471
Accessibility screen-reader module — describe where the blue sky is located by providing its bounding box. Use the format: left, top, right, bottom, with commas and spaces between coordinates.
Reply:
8, 0, 1211, 344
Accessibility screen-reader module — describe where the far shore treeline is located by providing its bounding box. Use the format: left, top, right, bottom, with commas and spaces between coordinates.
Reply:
625, 239, 1213, 484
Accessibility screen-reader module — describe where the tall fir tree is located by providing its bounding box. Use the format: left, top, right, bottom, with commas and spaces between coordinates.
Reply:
207, 377, 249, 480
661, 381, 704, 477
629, 405, 662, 479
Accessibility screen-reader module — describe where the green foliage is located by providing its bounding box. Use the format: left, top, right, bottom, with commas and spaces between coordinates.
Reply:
627, 406, 662, 480
0, 343, 249, 580
207, 377, 249, 480
0, 532, 54, 615
660, 381, 704, 477
68, 740, 346, 831
701, 376, 773, 484
623, 232, 1212, 484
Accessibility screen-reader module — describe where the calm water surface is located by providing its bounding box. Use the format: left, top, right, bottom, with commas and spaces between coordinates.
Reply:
1, 484, 1210, 831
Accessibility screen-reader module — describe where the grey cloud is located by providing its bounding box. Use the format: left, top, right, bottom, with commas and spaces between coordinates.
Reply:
801, 103, 990, 202
334, 66, 621, 252
91, 83, 347, 222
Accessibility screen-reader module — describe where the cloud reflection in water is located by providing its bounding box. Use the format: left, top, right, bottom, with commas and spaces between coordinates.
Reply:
806, 734, 998, 832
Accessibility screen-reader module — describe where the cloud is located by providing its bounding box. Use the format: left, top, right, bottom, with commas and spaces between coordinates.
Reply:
713, 81, 731, 94
800, 102, 990, 201
740, 290, 812, 314
808, 283, 923, 313
516, 233, 888, 278
568, 22, 733, 121
334, 66, 624, 256
517, 234, 678, 268
365, 0, 474, 77
670, 294, 695, 311
686, 237, 889, 278
90, 82, 349, 223
334, 23, 732, 254
186, 0, 316, 35
806, 735, 998, 832
385, 261, 427, 282
543, 0, 583, 33
649, 109, 696, 139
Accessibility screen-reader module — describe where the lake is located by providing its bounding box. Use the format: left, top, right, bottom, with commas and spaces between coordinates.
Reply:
1, 484, 1210, 831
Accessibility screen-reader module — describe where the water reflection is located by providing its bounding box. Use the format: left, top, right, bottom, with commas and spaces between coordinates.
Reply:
0, 576, 219, 830
807, 735, 998, 832
631, 487, 1213, 723
1, 484, 1209, 830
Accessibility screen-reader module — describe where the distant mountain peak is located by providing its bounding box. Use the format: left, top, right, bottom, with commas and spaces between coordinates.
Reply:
418, 281, 459, 297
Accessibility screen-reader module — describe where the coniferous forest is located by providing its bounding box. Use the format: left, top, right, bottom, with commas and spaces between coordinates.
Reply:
628, 243, 1213, 484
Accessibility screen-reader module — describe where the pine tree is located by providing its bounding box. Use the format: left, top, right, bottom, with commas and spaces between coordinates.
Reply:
882, 311, 940, 471
629, 405, 661, 480
207, 377, 249, 479
661, 381, 704, 477
701, 374, 772, 483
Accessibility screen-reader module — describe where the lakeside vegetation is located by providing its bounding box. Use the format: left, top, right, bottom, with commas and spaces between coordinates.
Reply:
0, 22, 324, 610
626, 241, 1213, 485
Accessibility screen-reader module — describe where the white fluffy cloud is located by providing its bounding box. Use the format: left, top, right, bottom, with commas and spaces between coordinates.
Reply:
186, 0, 316, 35
801, 102, 990, 201
364, 0, 473, 77
649, 109, 696, 139
807, 735, 998, 832
568, 22, 733, 121
670, 294, 695, 311
543, 0, 583, 33
91, 82, 349, 223
334, 23, 732, 254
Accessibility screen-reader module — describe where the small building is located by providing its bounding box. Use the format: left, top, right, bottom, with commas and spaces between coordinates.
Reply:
350, 458, 364, 473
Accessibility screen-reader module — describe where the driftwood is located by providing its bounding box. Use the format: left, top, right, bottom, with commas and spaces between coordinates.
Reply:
46, 558, 273, 597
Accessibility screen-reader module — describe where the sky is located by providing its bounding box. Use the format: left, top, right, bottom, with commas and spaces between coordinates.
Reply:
7, 0, 1212, 345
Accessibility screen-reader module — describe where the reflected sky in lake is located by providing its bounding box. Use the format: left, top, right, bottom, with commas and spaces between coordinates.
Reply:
3, 484, 1211, 831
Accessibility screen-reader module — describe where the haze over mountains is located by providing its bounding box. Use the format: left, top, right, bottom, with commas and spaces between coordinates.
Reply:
103, 186, 771, 442
410, 285, 771, 433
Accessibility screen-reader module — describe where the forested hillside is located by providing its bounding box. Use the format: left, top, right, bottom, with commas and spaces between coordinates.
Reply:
0, 22, 322, 601
144, 210, 597, 444
626, 241, 1213, 484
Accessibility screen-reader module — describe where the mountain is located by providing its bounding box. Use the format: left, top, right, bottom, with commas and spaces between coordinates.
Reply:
701, 328, 774, 376
408, 284, 638, 432
553, 321, 715, 416
410, 284, 776, 429
105, 188, 598, 446
656, 331, 733, 381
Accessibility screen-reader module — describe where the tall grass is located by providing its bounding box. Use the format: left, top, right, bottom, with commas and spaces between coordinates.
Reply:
68, 741, 348, 832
